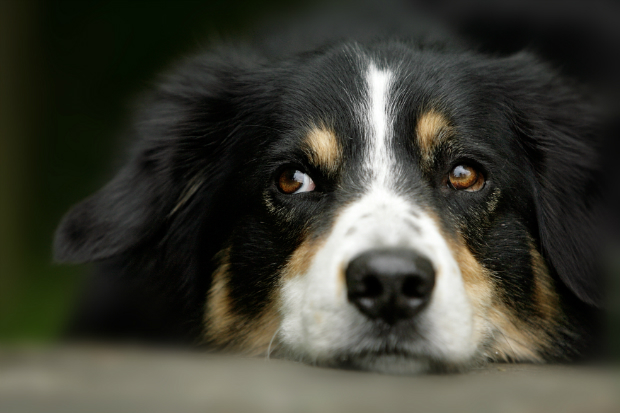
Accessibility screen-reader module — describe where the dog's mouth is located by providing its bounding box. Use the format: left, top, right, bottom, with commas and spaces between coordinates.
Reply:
321, 344, 473, 374
322, 347, 436, 374
275, 318, 477, 374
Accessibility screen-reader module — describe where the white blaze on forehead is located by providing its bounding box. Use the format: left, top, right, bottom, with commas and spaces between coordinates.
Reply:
365, 64, 394, 186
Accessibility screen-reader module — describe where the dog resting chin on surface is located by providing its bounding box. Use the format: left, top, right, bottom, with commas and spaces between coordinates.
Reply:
54, 11, 604, 374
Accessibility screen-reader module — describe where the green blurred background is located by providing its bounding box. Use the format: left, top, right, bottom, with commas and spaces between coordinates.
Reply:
0, 0, 316, 341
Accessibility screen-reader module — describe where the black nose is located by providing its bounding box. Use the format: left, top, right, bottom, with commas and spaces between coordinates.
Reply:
345, 248, 435, 325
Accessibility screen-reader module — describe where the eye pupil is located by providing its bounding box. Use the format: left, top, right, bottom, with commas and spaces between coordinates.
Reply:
448, 164, 484, 191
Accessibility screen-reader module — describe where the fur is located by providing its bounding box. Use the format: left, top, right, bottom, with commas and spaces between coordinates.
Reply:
55, 10, 603, 373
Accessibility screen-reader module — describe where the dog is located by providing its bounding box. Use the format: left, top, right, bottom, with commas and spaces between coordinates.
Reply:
54, 7, 604, 373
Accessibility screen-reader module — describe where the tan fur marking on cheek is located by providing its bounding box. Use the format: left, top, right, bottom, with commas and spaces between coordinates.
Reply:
203, 250, 280, 356
445, 233, 495, 350
235, 303, 281, 356
487, 246, 562, 362
426, 210, 492, 304
204, 255, 233, 342
443, 227, 558, 363
456, 243, 545, 362
281, 235, 325, 280
416, 110, 452, 167
335, 260, 348, 298
282, 204, 353, 298
451, 239, 493, 303
304, 126, 342, 175
486, 307, 546, 362
530, 246, 561, 321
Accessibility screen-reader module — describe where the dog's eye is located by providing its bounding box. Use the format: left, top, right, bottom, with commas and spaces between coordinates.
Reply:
448, 165, 484, 191
278, 169, 316, 194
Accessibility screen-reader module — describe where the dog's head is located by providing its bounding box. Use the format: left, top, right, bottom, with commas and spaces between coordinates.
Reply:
55, 40, 602, 373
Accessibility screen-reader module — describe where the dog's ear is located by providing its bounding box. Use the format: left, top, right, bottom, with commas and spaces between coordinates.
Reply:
54, 52, 261, 263
504, 53, 604, 307
54, 161, 172, 262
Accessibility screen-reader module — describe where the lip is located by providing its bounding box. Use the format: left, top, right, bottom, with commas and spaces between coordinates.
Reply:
329, 345, 424, 365
327, 350, 433, 374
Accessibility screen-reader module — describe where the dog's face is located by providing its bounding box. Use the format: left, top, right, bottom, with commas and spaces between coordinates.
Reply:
56, 41, 601, 373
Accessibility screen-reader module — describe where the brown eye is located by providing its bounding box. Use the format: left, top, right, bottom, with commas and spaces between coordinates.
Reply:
448, 164, 485, 191
278, 168, 316, 194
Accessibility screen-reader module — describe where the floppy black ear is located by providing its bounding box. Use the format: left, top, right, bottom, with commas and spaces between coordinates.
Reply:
504, 53, 604, 307
54, 52, 259, 263
54, 162, 173, 262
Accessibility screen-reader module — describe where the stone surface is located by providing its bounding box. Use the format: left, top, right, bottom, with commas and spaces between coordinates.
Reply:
0, 346, 618, 413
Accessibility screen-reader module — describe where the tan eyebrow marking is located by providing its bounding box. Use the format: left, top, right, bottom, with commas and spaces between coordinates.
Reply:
415, 109, 453, 168
303, 125, 342, 175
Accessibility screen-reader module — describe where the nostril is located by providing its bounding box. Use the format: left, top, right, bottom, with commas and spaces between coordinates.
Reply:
401, 276, 419, 298
401, 275, 431, 298
362, 275, 383, 298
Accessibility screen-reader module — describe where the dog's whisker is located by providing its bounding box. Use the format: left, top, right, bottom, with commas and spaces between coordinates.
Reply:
266, 326, 281, 361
